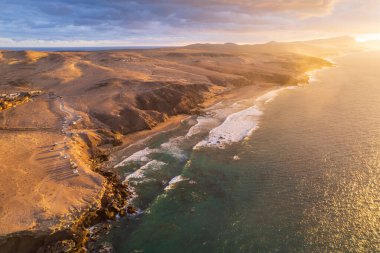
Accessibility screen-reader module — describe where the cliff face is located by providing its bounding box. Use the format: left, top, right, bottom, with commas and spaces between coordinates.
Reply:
91, 82, 212, 134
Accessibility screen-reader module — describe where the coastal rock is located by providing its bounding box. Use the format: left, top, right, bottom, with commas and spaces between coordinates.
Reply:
88, 223, 112, 242
127, 205, 137, 214
93, 242, 113, 253
46, 240, 76, 253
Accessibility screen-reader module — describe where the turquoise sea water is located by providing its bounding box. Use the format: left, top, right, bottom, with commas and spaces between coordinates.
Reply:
104, 52, 380, 252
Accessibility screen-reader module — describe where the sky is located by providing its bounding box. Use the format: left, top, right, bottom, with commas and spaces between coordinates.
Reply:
1, 0, 380, 47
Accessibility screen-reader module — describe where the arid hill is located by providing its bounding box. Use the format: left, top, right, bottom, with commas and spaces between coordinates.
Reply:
0, 38, 354, 135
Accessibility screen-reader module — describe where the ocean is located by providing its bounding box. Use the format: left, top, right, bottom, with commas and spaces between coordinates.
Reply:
99, 51, 380, 252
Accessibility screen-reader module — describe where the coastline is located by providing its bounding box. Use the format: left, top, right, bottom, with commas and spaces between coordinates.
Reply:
90, 62, 335, 251
102, 50, 380, 253
108, 84, 276, 168
0, 164, 132, 253
0, 85, 279, 253
0, 45, 336, 252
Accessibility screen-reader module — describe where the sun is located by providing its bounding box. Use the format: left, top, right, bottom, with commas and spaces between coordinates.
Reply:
355, 34, 380, 42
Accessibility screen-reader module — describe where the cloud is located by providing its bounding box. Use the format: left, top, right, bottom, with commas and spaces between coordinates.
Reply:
0, 0, 338, 36
0, 0, 379, 46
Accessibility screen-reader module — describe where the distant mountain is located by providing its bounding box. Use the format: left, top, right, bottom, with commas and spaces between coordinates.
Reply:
186, 36, 361, 57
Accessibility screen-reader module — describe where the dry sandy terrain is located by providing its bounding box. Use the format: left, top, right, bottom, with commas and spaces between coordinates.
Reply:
0, 36, 361, 238
0, 95, 103, 236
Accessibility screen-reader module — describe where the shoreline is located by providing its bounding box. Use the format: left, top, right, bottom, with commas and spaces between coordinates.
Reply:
109, 84, 278, 168
0, 53, 334, 252
0, 167, 132, 253
97, 50, 380, 253
0, 83, 287, 252
88, 65, 333, 251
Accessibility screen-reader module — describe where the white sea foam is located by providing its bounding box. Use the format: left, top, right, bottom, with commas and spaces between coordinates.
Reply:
124, 160, 167, 181
194, 105, 263, 149
126, 208, 144, 217
325, 57, 337, 65
116, 134, 188, 172
194, 87, 297, 149
143, 160, 167, 171
256, 86, 297, 104
164, 175, 188, 191
159, 136, 188, 161
306, 70, 321, 83
115, 147, 157, 167
125, 168, 145, 180
186, 100, 250, 138
186, 116, 220, 137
